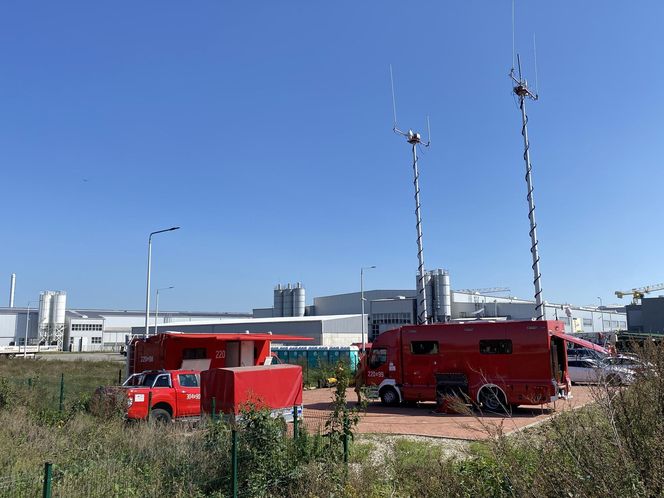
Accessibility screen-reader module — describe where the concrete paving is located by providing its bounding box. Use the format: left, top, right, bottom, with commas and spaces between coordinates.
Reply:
302, 386, 593, 440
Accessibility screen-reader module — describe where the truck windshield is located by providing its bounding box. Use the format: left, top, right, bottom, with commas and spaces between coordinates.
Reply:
369, 348, 387, 368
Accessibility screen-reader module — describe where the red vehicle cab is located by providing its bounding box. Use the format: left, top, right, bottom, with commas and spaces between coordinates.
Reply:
363, 320, 570, 412
123, 369, 201, 422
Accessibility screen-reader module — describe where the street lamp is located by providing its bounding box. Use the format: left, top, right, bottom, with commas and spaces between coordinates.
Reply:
144, 227, 180, 338
154, 286, 174, 336
23, 302, 31, 359
360, 266, 376, 353
597, 297, 605, 333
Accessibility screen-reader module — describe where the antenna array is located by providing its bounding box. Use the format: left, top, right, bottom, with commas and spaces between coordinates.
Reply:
390, 65, 431, 325
510, 54, 545, 320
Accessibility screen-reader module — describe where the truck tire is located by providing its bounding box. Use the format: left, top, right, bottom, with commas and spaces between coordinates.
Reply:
479, 386, 511, 415
150, 408, 172, 423
379, 386, 400, 406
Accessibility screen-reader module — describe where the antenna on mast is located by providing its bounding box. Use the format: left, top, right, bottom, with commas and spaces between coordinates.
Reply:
509, 52, 544, 320
389, 66, 431, 325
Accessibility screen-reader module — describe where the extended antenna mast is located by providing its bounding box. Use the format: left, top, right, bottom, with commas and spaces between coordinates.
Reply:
510, 54, 545, 320
390, 65, 431, 325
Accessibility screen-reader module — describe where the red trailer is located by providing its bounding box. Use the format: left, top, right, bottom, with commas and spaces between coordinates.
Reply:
127, 332, 311, 375
363, 320, 570, 412
201, 364, 303, 421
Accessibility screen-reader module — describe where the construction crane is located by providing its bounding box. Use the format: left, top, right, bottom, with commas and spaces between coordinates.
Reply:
614, 283, 664, 304
458, 287, 511, 295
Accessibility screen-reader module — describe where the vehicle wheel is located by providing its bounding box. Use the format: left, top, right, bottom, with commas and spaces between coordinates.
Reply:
150, 408, 172, 423
479, 387, 511, 415
379, 387, 400, 406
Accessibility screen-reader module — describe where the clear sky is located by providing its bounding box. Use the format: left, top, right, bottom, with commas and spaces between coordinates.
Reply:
2, 2, 662, 312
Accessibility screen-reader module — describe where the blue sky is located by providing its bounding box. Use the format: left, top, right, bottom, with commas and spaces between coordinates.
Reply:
1, 2, 662, 312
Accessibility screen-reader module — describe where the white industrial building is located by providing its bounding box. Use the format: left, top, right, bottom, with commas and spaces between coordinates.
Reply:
0, 275, 627, 352
131, 314, 363, 347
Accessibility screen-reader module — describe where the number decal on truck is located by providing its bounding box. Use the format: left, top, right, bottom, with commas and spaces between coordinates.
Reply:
368, 370, 384, 378
215, 350, 226, 359
139, 355, 153, 363
186, 393, 201, 400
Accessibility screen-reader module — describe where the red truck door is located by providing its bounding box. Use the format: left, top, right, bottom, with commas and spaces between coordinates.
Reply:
402, 330, 440, 399
174, 372, 201, 417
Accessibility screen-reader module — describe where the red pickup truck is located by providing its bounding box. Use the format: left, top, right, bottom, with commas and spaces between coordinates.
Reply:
122, 369, 201, 422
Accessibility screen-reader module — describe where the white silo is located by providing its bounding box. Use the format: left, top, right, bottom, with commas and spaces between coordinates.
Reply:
293, 283, 305, 317
441, 270, 452, 322
38, 291, 54, 343
51, 291, 67, 348
282, 283, 294, 317
273, 284, 284, 317
432, 270, 443, 322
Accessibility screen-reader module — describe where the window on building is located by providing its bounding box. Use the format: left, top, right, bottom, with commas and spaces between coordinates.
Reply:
583, 318, 593, 327
91, 337, 102, 344
479, 339, 513, 354
560, 317, 570, 325
410, 341, 439, 355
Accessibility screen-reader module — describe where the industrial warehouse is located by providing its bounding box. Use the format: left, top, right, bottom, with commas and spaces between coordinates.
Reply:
0, 275, 636, 352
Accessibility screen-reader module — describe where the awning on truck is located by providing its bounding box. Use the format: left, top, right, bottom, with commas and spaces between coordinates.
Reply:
560, 333, 608, 354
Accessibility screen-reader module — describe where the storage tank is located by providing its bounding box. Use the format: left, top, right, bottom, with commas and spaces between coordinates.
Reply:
282, 284, 293, 317
432, 270, 443, 322
273, 284, 284, 317
293, 283, 305, 317
441, 270, 452, 322
51, 291, 67, 326
38, 291, 54, 331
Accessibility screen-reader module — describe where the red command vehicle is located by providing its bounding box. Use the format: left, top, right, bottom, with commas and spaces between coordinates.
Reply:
363, 320, 570, 412
127, 332, 311, 375
121, 369, 201, 422
201, 364, 303, 421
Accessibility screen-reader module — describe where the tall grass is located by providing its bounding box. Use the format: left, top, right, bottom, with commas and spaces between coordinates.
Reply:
1, 346, 664, 497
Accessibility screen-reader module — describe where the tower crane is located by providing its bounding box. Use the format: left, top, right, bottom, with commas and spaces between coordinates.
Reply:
614, 283, 664, 304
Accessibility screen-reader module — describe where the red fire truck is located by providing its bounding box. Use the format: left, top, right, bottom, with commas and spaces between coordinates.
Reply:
127, 332, 311, 375
363, 320, 570, 412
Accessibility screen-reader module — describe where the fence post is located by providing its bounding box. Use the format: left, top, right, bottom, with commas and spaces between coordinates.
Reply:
147, 391, 153, 421
118, 369, 122, 384
211, 397, 216, 422
58, 374, 64, 412
293, 405, 299, 439
231, 428, 238, 498
342, 414, 349, 464
28, 378, 32, 389
42, 462, 52, 498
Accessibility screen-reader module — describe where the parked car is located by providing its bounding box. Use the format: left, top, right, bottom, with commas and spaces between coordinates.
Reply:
567, 347, 607, 362
568, 358, 636, 385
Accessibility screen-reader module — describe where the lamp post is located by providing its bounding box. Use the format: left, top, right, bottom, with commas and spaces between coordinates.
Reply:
154, 286, 174, 336
144, 227, 180, 338
23, 302, 31, 359
597, 297, 605, 333
360, 266, 376, 353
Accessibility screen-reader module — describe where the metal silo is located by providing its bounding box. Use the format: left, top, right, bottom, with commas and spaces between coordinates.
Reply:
273, 284, 284, 317
51, 292, 67, 348
9, 273, 16, 307
282, 283, 293, 317
432, 269, 443, 322
441, 270, 452, 322
293, 282, 305, 317
38, 291, 54, 343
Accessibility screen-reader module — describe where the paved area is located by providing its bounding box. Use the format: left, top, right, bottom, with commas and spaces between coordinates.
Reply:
302, 386, 593, 440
